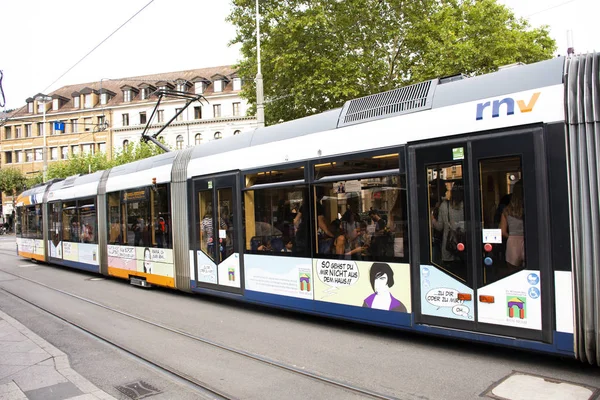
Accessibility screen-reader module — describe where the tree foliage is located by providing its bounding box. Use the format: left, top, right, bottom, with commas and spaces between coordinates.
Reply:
0, 167, 27, 198
228, 0, 556, 124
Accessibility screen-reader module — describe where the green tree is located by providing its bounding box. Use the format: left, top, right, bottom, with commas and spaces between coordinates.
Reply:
228, 0, 556, 124
0, 167, 27, 201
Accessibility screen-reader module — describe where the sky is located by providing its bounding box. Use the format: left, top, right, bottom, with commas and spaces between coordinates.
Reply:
1, 0, 598, 111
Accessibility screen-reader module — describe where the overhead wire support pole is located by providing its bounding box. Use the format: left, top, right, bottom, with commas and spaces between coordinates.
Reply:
255, 0, 265, 128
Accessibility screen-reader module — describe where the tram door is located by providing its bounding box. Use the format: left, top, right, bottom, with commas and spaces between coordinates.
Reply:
192, 173, 243, 294
411, 129, 551, 342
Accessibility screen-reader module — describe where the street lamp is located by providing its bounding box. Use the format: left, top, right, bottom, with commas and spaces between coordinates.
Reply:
34, 94, 52, 182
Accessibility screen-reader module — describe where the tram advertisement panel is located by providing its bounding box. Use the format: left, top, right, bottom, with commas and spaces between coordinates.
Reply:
244, 254, 313, 299
107, 245, 174, 282
420, 265, 474, 321
313, 259, 411, 312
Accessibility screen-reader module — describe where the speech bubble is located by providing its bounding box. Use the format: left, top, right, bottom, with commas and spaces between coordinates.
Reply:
425, 288, 463, 309
452, 304, 472, 319
316, 259, 359, 287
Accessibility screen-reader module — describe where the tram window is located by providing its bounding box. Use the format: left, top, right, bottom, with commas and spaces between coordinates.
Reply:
427, 163, 467, 282
15, 207, 22, 235
23, 205, 43, 239
199, 190, 216, 262
314, 174, 408, 261
49, 203, 61, 245
107, 192, 123, 244
78, 199, 96, 244
62, 201, 78, 242
479, 157, 525, 284
243, 185, 308, 255
152, 184, 172, 249
218, 188, 234, 262
123, 188, 151, 247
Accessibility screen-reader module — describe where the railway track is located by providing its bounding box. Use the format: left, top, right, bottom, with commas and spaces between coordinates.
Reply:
0, 265, 401, 400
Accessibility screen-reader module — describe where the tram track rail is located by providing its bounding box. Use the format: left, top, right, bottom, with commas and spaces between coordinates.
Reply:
0, 266, 401, 400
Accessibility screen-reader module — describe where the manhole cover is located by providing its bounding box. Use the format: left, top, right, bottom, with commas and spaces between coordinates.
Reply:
484, 371, 598, 400
115, 381, 161, 399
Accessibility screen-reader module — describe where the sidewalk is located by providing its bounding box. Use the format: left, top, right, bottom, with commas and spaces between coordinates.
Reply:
0, 310, 116, 400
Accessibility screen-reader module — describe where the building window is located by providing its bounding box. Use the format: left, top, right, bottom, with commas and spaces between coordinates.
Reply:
84, 94, 93, 108
97, 115, 105, 129
35, 148, 43, 161
176, 135, 184, 150
4, 152, 13, 164
232, 102, 240, 117
15, 126, 22, 138
73, 96, 80, 108
25, 150, 33, 162
122, 114, 129, 127
157, 110, 164, 123
36, 122, 43, 136
233, 77, 242, 91
52, 98, 60, 111
175, 108, 183, 121
234, 130, 241, 135
140, 88, 148, 100
70, 119, 78, 134
98, 142, 106, 153
84, 117, 92, 132
61, 146, 69, 160
15, 150, 23, 163
124, 90, 131, 102
194, 106, 202, 120
51, 147, 58, 160
213, 104, 221, 118
82, 144, 94, 155
25, 124, 32, 137
123, 139, 129, 148
4, 126, 11, 140
194, 82, 205, 94
195, 133, 202, 145
214, 131, 222, 140
214, 80, 223, 92
100, 93, 108, 105
140, 112, 147, 125
72, 145, 80, 155
28, 103, 33, 113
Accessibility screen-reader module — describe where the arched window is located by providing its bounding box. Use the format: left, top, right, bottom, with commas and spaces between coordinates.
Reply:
123, 139, 129, 148
233, 130, 241, 135
176, 135, 184, 149
214, 131, 222, 140
195, 133, 202, 145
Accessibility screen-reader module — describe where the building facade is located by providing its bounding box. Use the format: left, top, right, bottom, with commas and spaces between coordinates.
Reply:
0, 65, 258, 219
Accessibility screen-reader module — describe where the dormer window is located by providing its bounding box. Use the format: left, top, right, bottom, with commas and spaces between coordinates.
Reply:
27, 102, 33, 113
85, 94, 93, 108
141, 88, 148, 100
52, 99, 59, 110
120, 85, 139, 103
214, 80, 223, 93
101, 93, 108, 104
98, 89, 115, 105
233, 78, 241, 91
124, 90, 132, 102
194, 82, 205, 94
73, 96, 80, 108
137, 84, 155, 101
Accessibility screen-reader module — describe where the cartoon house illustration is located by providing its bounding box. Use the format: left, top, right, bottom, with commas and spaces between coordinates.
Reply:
228, 268, 235, 281
507, 297, 525, 319
299, 274, 311, 292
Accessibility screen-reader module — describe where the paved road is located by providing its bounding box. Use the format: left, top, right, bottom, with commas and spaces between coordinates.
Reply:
0, 235, 598, 400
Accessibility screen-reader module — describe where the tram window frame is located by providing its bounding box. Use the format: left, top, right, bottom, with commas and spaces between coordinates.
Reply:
243, 163, 309, 257
48, 202, 61, 245
78, 197, 97, 244
62, 200, 78, 242
106, 184, 173, 249
310, 149, 409, 263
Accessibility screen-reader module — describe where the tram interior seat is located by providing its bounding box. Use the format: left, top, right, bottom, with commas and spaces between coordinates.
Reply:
250, 235, 284, 252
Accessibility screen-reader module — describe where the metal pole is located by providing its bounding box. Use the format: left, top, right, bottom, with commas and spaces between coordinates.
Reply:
255, 0, 265, 128
42, 102, 48, 183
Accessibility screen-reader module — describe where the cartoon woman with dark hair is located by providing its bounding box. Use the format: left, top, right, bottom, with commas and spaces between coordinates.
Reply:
362, 262, 407, 312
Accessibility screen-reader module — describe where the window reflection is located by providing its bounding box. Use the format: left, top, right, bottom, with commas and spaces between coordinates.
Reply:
427, 163, 467, 281
314, 175, 408, 261
479, 157, 525, 284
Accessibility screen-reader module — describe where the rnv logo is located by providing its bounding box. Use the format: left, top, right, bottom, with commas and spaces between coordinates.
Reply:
476, 92, 540, 120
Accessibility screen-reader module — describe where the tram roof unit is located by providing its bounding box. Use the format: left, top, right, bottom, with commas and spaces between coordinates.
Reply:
47, 171, 105, 201
105, 150, 178, 193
